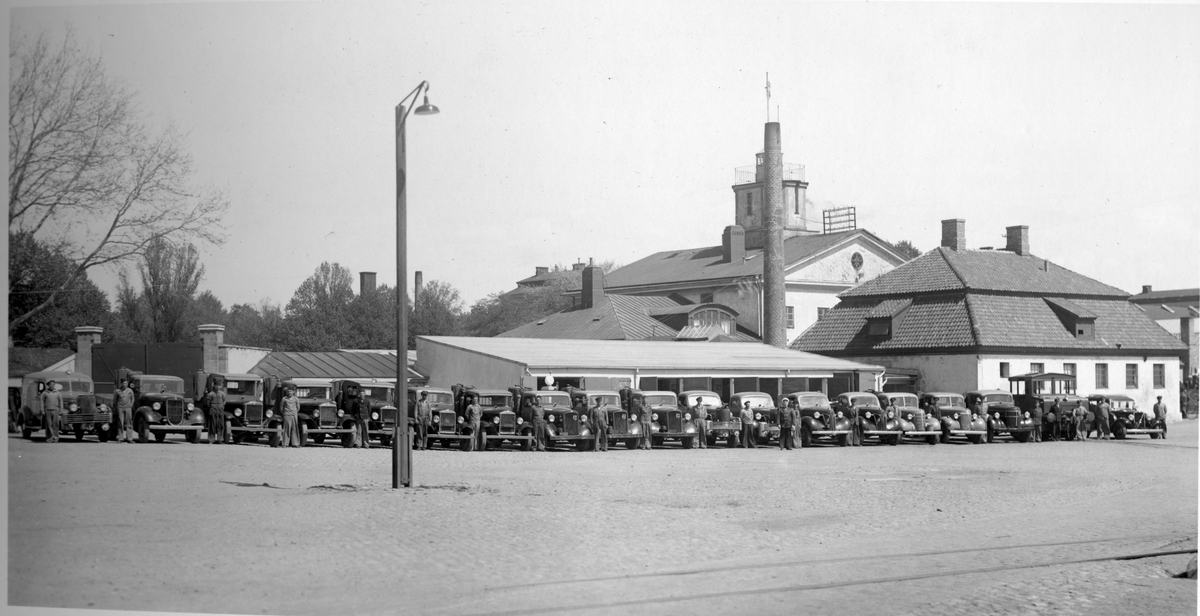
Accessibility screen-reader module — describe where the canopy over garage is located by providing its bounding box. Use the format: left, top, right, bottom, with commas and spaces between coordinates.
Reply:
416, 336, 884, 401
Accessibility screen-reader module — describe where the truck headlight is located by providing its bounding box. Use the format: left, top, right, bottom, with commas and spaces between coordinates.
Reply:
457, 416, 463, 424
1023, 412, 1030, 419
187, 403, 195, 411
652, 412, 659, 421
863, 411, 871, 419
905, 413, 912, 421
152, 402, 161, 410
548, 414, 555, 423
265, 409, 274, 418
234, 408, 242, 417
953, 413, 959, 420
630, 414, 638, 421
337, 409, 345, 417
836, 411, 843, 418
69, 403, 78, 412
684, 413, 692, 421
493, 416, 500, 425
755, 412, 762, 420
371, 411, 379, 421
886, 411, 894, 419
516, 417, 524, 425
993, 412, 1000, 420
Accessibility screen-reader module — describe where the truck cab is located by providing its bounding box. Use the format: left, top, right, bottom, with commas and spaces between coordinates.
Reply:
617, 389, 693, 449
680, 390, 739, 447
876, 391, 940, 445
511, 387, 590, 451
965, 389, 1031, 443
785, 391, 851, 447
274, 378, 341, 445
18, 371, 111, 442
835, 391, 898, 445
331, 379, 398, 447
453, 386, 528, 451
410, 386, 467, 449
729, 391, 779, 446
209, 373, 280, 445
125, 369, 201, 443
919, 392, 986, 444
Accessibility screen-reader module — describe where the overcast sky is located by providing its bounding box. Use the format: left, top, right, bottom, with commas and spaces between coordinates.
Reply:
9, 1, 1199, 311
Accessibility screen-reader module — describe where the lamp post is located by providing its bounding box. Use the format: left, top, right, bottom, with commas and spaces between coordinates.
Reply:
395, 81, 439, 488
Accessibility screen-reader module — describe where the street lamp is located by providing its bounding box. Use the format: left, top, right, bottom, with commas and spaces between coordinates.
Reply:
395, 80, 439, 488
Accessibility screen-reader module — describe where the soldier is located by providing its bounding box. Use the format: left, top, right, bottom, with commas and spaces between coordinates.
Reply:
114, 377, 136, 443
692, 396, 708, 449
351, 390, 371, 449
591, 396, 608, 452
1153, 395, 1168, 439
414, 391, 432, 450
531, 397, 547, 451
206, 382, 228, 445
466, 394, 483, 451
779, 398, 796, 450
739, 401, 757, 448
637, 396, 653, 450
41, 379, 63, 443
279, 386, 301, 447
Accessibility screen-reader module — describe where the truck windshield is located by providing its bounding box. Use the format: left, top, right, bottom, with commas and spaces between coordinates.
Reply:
361, 387, 395, 404
849, 395, 880, 408
684, 393, 723, 407
792, 395, 830, 409
740, 395, 775, 409
984, 393, 1013, 404
58, 380, 93, 392
643, 395, 675, 407
586, 394, 622, 407
889, 395, 919, 408
935, 395, 966, 408
537, 393, 571, 407
225, 380, 261, 397
141, 378, 184, 394
293, 387, 330, 400
476, 395, 511, 408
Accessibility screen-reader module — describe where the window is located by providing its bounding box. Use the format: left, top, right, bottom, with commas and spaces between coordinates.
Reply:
700, 292, 713, 304
867, 321, 890, 337
1063, 363, 1076, 376
1153, 364, 1165, 388
786, 306, 795, 329
817, 307, 830, 321
1096, 363, 1108, 389
1125, 364, 1138, 389
745, 193, 752, 216
1030, 362, 1044, 374
1000, 362, 1010, 378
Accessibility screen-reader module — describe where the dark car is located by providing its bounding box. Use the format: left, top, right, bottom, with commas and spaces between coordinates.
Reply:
19, 371, 112, 442
785, 391, 852, 447
512, 387, 591, 450
408, 386, 468, 449
680, 390, 739, 447
965, 389, 1032, 443
272, 378, 353, 445
876, 391, 940, 445
454, 386, 530, 450
729, 392, 780, 446
836, 391, 899, 445
919, 392, 986, 444
618, 389, 696, 448
1089, 394, 1164, 439
1008, 372, 1080, 441
121, 369, 201, 443
208, 373, 281, 445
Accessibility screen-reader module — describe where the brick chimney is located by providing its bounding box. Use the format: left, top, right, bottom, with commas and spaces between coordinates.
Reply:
581, 259, 605, 309
74, 326, 102, 380
1142, 285, 1153, 294
198, 324, 225, 374
535, 266, 549, 276
941, 219, 966, 251
572, 262, 585, 271
761, 122, 787, 348
360, 271, 377, 295
414, 271, 423, 305
722, 225, 746, 263
1005, 225, 1030, 256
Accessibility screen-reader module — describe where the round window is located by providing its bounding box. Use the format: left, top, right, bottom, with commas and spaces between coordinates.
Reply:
851, 252, 863, 270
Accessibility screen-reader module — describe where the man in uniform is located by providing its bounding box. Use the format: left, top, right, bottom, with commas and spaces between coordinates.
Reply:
466, 394, 484, 451
691, 396, 708, 449
779, 397, 796, 450
41, 379, 63, 443
206, 382, 228, 444
279, 386, 301, 447
591, 396, 608, 452
531, 396, 547, 451
1153, 395, 1168, 439
739, 400, 757, 448
114, 377, 136, 443
352, 390, 371, 448
414, 391, 432, 450
639, 396, 654, 450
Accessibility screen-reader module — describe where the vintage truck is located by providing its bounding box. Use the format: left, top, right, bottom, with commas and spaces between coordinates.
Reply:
1008, 372, 1082, 441
330, 379, 399, 447
876, 391, 940, 445
680, 390, 740, 447
106, 369, 202, 443
1090, 394, 1164, 440
729, 391, 780, 446
17, 371, 112, 442
836, 391, 900, 445
617, 389, 696, 448
452, 386, 531, 450
784, 391, 852, 447
966, 389, 1033, 443
201, 373, 282, 445
511, 387, 591, 451
271, 378, 353, 445
919, 392, 987, 444
409, 386, 469, 450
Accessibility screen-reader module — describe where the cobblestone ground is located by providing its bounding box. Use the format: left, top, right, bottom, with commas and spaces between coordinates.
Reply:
7, 422, 1197, 616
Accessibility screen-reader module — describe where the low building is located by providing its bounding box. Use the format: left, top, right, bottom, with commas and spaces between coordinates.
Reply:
250, 351, 425, 386
792, 220, 1188, 419
1128, 286, 1198, 379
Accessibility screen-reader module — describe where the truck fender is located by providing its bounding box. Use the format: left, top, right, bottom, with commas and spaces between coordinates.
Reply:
544, 423, 559, 438
135, 406, 160, 425
682, 420, 696, 434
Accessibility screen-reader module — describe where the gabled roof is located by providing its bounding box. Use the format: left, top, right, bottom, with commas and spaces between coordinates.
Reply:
250, 351, 422, 380
8, 348, 74, 378
1044, 297, 1097, 320
841, 247, 1128, 298
1129, 288, 1199, 303
498, 294, 760, 342
599, 229, 901, 290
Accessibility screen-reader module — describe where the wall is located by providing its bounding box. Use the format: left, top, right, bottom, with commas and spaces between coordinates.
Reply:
415, 338, 525, 391
784, 283, 846, 342
222, 346, 272, 374
843, 353, 982, 395
789, 241, 896, 288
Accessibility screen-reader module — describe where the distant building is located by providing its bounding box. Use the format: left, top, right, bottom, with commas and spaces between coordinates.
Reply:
792, 220, 1188, 418
1128, 286, 1198, 378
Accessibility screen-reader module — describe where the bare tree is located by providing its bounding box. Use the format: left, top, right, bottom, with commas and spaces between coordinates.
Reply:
8, 29, 228, 335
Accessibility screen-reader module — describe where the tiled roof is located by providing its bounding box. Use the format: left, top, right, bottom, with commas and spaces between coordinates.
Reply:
498, 295, 681, 340
866, 298, 912, 319
250, 351, 422, 380
1129, 288, 1199, 303
793, 293, 1187, 354
1044, 297, 1097, 320
842, 248, 1128, 298
600, 230, 897, 290
8, 347, 74, 378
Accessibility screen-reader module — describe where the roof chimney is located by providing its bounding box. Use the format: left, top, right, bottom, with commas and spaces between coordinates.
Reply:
1142, 285, 1153, 294
941, 219, 966, 251
1005, 225, 1030, 256
360, 271, 377, 295
572, 262, 585, 271
535, 266, 549, 276
582, 259, 605, 309
722, 225, 745, 263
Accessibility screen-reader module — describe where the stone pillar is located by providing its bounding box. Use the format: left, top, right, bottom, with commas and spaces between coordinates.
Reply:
198, 324, 225, 375
74, 326, 103, 380
762, 122, 787, 348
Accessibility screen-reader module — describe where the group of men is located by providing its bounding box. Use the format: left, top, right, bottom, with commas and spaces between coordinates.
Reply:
41, 377, 139, 444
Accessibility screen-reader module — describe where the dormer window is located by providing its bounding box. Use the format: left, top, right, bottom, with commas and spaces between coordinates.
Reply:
1045, 298, 1097, 340
867, 319, 891, 337
864, 298, 911, 341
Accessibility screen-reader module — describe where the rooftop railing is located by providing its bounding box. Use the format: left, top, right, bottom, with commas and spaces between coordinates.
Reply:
733, 163, 805, 185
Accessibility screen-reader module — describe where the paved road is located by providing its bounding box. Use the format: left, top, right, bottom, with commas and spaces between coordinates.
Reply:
8, 422, 1197, 616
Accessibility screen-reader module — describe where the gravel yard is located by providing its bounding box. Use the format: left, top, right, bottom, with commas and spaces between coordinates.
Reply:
8, 422, 1197, 616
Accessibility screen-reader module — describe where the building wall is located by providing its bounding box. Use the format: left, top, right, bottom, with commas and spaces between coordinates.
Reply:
222, 347, 272, 374
415, 338, 526, 390
789, 241, 895, 288
785, 283, 846, 342
843, 354, 981, 396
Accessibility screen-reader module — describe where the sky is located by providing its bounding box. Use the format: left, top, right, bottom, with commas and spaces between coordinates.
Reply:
7, 1, 1199, 313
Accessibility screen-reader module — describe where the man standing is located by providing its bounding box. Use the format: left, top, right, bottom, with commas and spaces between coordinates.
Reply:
1030, 399, 1043, 443
1048, 399, 1062, 442
739, 401, 757, 448
352, 390, 371, 449
591, 396, 608, 452
279, 387, 301, 448
636, 397, 653, 450
414, 391, 432, 450
1097, 397, 1112, 440
779, 398, 796, 450
691, 396, 708, 449
466, 394, 484, 451
41, 379, 63, 443
114, 377, 136, 443
531, 397, 547, 451
1153, 395, 1169, 439
206, 382, 228, 445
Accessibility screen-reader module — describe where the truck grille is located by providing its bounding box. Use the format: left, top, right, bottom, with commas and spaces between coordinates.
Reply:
564, 412, 579, 435
77, 396, 96, 413
999, 409, 1019, 428
667, 410, 682, 433
244, 402, 263, 427
319, 404, 338, 427
909, 410, 925, 429
166, 399, 185, 425
438, 410, 456, 434
381, 406, 398, 427
612, 411, 628, 435
499, 411, 516, 434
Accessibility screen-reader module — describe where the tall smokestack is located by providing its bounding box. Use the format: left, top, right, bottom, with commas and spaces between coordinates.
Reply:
762, 122, 787, 348
359, 272, 377, 295
414, 270, 423, 305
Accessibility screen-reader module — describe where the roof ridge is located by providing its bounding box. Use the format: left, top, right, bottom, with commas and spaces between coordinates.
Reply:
962, 294, 983, 347
938, 247, 971, 290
